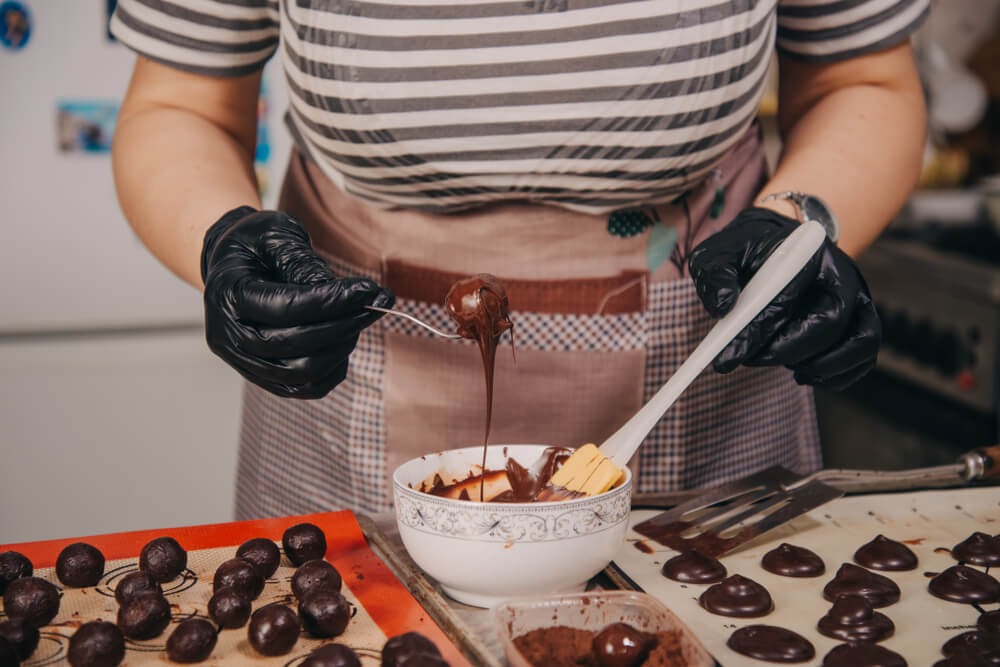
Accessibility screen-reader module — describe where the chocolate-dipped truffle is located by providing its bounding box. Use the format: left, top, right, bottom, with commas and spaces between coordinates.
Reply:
236, 538, 281, 579
282, 523, 327, 567
0, 551, 33, 595
952, 532, 1000, 568
817, 594, 894, 643
942, 629, 1000, 658
980, 610, 1000, 636
56, 542, 106, 588
853, 535, 918, 571
822, 563, 900, 608
139, 536, 187, 583
114, 570, 162, 605
299, 590, 352, 638
0, 618, 40, 661
761, 543, 826, 578
248, 603, 301, 656
303, 643, 363, 667
822, 642, 907, 667
3, 576, 61, 627
445, 274, 513, 342
699, 574, 773, 618
381, 631, 445, 667
116, 592, 172, 640
213, 557, 264, 601
208, 586, 252, 629
928, 565, 1000, 605
166, 617, 218, 663
661, 550, 727, 584
68, 620, 126, 667
726, 625, 815, 663
592, 622, 657, 667
292, 559, 343, 600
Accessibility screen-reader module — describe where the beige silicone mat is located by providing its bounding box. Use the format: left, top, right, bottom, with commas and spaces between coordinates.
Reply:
612, 486, 1000, 666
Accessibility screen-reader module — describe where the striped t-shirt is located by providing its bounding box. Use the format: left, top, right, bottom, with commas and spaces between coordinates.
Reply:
110, 0, 928, 215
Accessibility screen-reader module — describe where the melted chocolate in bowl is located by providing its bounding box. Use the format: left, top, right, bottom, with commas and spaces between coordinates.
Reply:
418, 446, 582, 502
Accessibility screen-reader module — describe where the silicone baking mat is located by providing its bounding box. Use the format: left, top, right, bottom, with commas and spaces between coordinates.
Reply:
612, 486, 1000, 666
0, 511, 470, 666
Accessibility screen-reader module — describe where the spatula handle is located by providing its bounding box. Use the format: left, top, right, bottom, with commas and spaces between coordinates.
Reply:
601, 219, 829, 468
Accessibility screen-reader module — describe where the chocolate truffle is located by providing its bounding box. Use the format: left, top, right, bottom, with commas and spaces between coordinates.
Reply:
114, 570, 162, 605
699, 574, 773, 618
292, 559, 343, 600
761, 543, 826, 578
592, 622, 657, 667
979, 610, 1000, 636
853, 535, 918, 571
661, 550, 727, 584
139, 536, 187, 583
821, 642, 907, 667
942, 629, 1000, 658
236, 537, 281, 579
952, 532, 1000, 568
248, 603, 301, 656
166, 617, 218, 663
3, 576, 61, 627
56, 542, 106, 588
299, 590, 352, 638
213, 557, 264, 600
382, 631, 445, 667
817, 594, 894, 643
445, 274, 513, 342
0, 551, 33, 595
208, 586, 252, 629
68, 620, 126, 667
116, 592, 172, 640
282, 523, 327, 567
928, 565, 1000, 605
302, 643, 363, 667
823, 563, 900, 608
0, 618, 40, 661
726, 625, 815, 663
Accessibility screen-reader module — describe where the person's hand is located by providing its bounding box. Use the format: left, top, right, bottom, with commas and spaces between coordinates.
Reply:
688, 207, 880, 390
201, 206, 394, 399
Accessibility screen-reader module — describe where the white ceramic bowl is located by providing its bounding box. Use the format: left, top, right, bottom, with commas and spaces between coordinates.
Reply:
393, 444, 633, 608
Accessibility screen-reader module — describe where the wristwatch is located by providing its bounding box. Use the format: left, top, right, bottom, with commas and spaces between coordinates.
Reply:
760, 191, 840, 243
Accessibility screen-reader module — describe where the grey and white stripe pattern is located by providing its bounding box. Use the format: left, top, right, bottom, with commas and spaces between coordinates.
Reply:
111, 0, 927, 214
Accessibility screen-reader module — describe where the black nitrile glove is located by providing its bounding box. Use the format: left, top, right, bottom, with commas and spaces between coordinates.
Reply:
688, 207, 880, 390
201, 206, 395, 399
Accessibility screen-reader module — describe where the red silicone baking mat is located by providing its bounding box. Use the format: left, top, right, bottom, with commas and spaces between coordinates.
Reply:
0, 510, 471, 666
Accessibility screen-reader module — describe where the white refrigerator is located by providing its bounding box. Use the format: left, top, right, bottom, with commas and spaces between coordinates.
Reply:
0, 1, 291, 543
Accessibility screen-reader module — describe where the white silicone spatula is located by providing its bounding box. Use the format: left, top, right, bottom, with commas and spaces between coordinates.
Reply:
549, 219, 830, 495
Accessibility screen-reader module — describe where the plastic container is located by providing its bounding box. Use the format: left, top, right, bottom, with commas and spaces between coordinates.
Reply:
493, 590, 715, 667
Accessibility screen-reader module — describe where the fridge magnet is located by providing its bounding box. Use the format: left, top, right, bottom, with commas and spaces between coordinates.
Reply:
56, 100, 119, 153
1, 1, 31, 51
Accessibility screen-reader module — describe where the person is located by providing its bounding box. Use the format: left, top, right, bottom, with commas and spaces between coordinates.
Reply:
108, 0, 929, 518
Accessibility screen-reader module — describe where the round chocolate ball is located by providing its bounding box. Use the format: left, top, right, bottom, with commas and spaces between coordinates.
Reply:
302, 642, 363, 667
382, 632, 444, 667
0, 551, 33, 595
248, 603, 301, 656
166, 617, 218, 663
292, 560, 343, 601
116, 592, 172, 640
0, 617, 40, 661
139, 536, 187, 583
56, 543, 106, 588
208, 586, 252, 630
3, 576, 61, 628
282, 523, 327, 566
299, 590, 352, 638
236, 538, 281, 579
213, 558, 264, 601
68, 620, 126, 667
114, 570, 162, 605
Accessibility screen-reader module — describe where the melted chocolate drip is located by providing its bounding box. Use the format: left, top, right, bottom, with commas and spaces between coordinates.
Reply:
823, 563, 901, 608
952, 532, 1000, 568
761, 543, 825, 578
821, 642, 907, 667
726, 625, 814, 663
591, 622, 657, 667
661, 550, 727, 584
699, 574, 773, 617
928, 565, 1000, 604
854, 535, 918, 571
817, 594, 894, 642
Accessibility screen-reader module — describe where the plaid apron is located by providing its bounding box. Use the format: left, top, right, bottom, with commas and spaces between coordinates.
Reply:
234, 125, 821, 519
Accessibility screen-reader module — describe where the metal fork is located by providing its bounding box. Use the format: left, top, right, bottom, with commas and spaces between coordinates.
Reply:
365, 305, 462, 339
